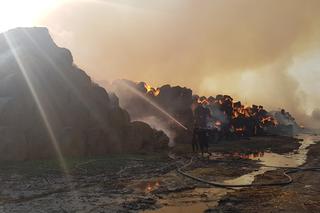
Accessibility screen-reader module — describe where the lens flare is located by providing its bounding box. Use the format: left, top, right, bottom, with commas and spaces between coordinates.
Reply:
20, 29, 111, 133
3, 32, 69, 176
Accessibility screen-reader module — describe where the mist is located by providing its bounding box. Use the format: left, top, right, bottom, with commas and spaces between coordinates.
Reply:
135, 116, 176, 147
37, 0, 320, 128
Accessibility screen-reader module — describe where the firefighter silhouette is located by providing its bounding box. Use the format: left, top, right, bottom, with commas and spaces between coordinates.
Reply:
192, 104, 211, 156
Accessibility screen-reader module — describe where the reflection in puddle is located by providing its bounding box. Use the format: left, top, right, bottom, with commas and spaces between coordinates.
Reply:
144, 134, 320, 213
225, 134, 319, 186
130, 180, 161, 193
232, 151, 265, 159
145, 181, 160, 193
144, 203, 209, 213
143, 187, 230, 213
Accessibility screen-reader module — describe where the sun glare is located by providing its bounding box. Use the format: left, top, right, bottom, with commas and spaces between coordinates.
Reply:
0, 0, 63, 32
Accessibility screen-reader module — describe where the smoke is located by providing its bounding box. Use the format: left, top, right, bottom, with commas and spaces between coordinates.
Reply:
205, 105, 228, 129
312, 109, 320, 121
308, 108, 320, 130
36, 0, 320, 128
135, 116, 176, 147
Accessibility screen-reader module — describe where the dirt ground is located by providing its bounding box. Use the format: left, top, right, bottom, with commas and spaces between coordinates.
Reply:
213, 137, 320, 213
0, 135, 305, 212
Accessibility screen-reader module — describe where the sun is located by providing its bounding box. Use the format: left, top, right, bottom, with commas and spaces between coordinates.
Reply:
0, 0, 64, 32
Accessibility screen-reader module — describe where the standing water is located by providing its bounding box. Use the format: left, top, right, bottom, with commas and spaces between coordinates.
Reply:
224, 134, 319, 185
144, 134, 320, 213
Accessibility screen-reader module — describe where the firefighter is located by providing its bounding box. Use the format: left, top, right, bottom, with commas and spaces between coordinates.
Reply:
192, 128, 199, 152
193, 104, 211, 156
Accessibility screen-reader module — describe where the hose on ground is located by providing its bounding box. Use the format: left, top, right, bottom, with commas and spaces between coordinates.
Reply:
170, 155, 320, 188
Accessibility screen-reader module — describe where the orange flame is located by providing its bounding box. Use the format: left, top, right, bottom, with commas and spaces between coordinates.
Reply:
144, 83, 160, 96
235, 127, 245, 132
197, 97, 209, 105
145, 181, 160, 193
195, 95, 279, 131
215, 120, 222, 126
260, 115, 278, 126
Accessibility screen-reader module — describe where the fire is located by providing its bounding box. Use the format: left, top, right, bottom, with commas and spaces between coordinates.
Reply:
213, 120, 222, 130
153, 89, 160, 96
146, 184, 152, 192
215, 120, 222, 126
197, 97, 209, 105
232, 152, 264, 159
194, 94, 279, 136
232, 104, 252, 119
144, 82, 160, 96
145, 181, 160, 193
261, 116, 274, 124
144, 83, 152, 93
235, 127, 245, 132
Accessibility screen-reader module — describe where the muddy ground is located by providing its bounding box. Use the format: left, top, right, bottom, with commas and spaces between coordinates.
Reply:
214, 137, 320, 213
0, 135, 305, 212
173, 135, 300, 155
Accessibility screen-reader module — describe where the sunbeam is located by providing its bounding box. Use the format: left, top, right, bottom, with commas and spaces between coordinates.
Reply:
20, 29, 112, 133
120, 81, 188, 130
3, 32, 70, 176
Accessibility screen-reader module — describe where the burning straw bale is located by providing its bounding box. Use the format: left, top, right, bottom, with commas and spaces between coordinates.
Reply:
111, 79, 194, 144
112, 80, 300, 144
192, 95, 279, 137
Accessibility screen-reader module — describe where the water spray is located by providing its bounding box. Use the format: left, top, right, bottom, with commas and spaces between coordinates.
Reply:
120, 81, 188, 130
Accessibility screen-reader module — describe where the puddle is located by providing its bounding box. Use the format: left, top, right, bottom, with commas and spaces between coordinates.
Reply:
143, 134, 320, 213
143, 187, 229, 213
225, 134, 319, 185
143, 203, 211, 213
129, 179, 161, 193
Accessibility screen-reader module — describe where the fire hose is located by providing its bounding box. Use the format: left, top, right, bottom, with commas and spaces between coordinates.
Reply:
169, 155, 320, 188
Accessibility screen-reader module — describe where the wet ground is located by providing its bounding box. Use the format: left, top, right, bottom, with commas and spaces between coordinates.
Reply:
214, 134, 320, 213
0, 135, 317, 213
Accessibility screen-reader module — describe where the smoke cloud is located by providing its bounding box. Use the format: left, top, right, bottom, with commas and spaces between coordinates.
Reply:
312, 109, 320, 121
37, 0, 320, 128
135, 116, 176, 147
